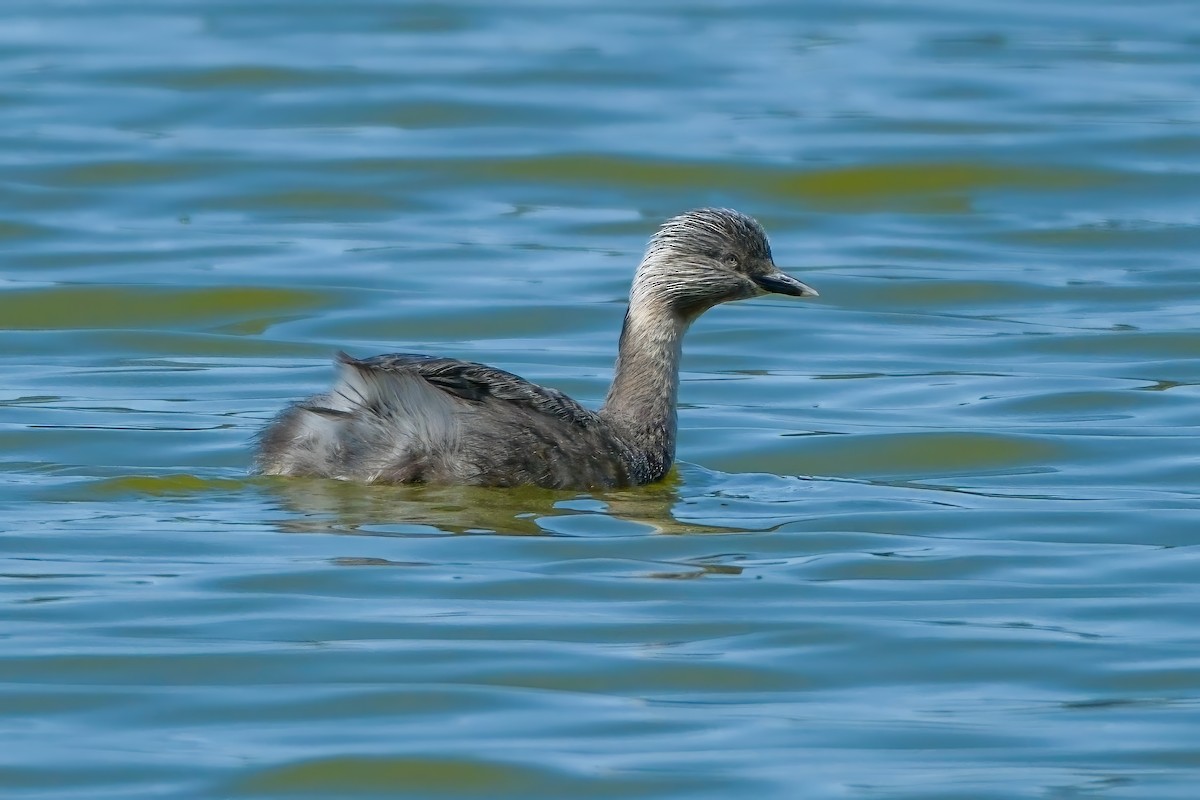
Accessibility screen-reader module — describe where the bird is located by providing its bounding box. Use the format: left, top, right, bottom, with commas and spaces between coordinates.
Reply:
256, 208, 818, 490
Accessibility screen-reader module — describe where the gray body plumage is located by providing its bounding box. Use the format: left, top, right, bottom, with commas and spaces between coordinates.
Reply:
256, 208, 818, 490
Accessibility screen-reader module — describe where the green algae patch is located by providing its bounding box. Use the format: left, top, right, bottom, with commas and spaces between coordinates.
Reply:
0, 285, 327, 332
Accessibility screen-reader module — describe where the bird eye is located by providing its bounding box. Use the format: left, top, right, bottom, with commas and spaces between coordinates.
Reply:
722, 253, 740, 268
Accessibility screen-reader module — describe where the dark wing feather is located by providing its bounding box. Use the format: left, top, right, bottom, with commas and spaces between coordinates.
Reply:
337, 351, 599, 428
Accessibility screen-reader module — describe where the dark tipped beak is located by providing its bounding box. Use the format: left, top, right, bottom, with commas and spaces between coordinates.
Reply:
753, 270, 819, 298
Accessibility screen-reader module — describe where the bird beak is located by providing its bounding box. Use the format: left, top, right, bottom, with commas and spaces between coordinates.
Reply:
753, 270, 819, 298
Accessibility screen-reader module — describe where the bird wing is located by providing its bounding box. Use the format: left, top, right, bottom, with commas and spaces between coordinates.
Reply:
331, 351, 601, 429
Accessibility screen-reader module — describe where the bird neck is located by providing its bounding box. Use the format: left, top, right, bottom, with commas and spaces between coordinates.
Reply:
601, 297, 690, 481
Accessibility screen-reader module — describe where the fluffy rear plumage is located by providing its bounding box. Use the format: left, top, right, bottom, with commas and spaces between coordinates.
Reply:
257, 353, 460, 482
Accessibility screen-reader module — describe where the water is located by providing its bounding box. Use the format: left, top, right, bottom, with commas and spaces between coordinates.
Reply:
4, 1, 1200, 797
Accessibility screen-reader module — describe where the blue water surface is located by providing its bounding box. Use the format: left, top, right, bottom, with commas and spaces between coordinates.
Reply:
3, 1, 1200, 798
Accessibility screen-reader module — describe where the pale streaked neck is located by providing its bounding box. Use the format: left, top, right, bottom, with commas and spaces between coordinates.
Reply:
601, 293, 690, 478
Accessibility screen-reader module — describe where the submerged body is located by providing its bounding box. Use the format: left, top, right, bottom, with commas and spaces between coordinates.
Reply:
258, 352, 648, 488
256, 208, 817, 490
